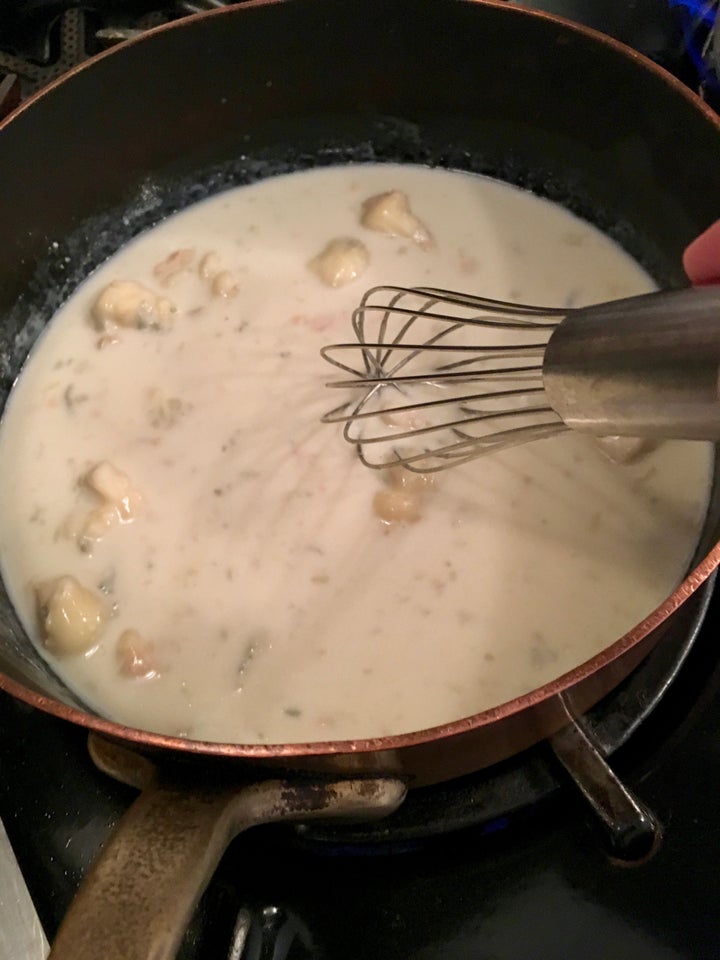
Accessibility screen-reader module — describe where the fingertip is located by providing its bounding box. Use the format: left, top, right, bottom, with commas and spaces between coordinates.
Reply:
683, 219, 720, 283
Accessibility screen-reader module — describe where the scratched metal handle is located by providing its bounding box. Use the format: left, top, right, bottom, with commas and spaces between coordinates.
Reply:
49, 738, 406, 960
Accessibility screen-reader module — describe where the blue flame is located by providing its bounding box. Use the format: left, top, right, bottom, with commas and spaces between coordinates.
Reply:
669, 0, 719, 85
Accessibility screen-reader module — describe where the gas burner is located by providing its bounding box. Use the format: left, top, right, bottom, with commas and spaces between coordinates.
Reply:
0, 8, 159, 101
0, 0, 701, 118
0, 72, 20, 116
0, 1, 240, 115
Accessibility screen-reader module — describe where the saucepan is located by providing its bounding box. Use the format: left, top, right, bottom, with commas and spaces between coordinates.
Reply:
1, 1, 720, 957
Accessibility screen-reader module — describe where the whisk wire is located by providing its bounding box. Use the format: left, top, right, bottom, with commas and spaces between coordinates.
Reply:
320, 343, 548, 384
321, 285, 567, 472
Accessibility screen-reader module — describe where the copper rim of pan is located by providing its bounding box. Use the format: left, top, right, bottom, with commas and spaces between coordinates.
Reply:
0, 0, 719, 760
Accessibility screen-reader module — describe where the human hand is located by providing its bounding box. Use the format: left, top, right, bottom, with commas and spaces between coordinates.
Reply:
683, 220, 720, 285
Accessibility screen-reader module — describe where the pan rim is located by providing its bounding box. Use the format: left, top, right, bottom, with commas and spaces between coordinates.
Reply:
1, 0, 719, 762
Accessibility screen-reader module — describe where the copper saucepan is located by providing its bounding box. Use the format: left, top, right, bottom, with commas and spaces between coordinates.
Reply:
1, 1, 720, 957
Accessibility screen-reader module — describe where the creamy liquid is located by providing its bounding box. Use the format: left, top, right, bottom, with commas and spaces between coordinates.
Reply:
0, 164, 712, 743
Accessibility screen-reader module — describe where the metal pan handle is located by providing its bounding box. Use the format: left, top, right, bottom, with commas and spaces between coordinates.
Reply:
49, 736, 406, 960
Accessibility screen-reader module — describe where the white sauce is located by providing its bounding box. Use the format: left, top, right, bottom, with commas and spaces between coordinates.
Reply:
0, 164, 711, 744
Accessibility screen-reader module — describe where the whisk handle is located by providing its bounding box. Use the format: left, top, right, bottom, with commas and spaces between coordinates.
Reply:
543, 287, 720, 440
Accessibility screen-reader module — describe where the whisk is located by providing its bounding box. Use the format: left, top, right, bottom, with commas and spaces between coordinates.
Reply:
320, 285, 720, 472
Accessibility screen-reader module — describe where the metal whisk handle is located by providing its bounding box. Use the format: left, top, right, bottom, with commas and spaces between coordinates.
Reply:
543, 287, 720, 441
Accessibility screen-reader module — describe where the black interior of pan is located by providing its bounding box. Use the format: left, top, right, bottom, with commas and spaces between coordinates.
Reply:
2, 0, 720, 710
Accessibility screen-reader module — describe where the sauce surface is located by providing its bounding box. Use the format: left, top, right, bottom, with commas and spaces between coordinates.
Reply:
0, 164, 711, 743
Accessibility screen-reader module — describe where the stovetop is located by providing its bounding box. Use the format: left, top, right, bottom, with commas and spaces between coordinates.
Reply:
2, 581, 720, 959
2, 1, 720, 958
0, 0, 714, 105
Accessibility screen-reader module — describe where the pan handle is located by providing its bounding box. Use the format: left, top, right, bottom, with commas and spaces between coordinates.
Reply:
49, 739, 406, 960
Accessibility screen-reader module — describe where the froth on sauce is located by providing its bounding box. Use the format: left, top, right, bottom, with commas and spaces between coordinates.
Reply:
0, 164, 712, 744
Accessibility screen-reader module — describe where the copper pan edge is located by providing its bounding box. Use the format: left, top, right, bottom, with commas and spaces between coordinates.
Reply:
1, 549, 717, 787
0, 0, 718, 788
3, 0, 720, 136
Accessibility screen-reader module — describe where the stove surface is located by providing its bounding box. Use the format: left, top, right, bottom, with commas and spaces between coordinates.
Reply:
2, 2, 720, 958
1, 581, 720, 960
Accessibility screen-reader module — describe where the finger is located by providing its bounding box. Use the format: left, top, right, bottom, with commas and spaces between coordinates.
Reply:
683, 219, 720, 284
